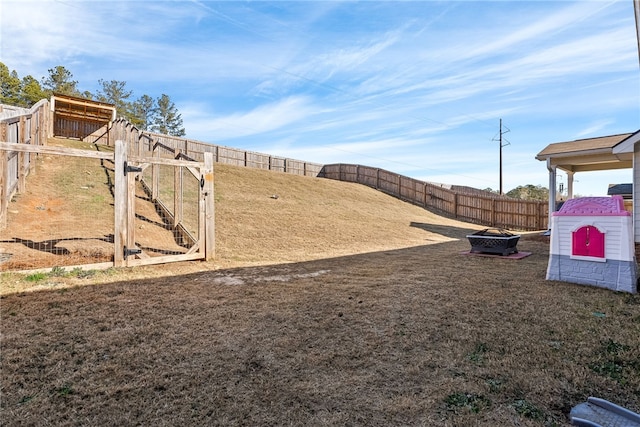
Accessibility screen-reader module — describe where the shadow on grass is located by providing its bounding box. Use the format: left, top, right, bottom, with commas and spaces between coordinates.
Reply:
1, 238, 638, 426
409, 221, 479, 240
1, 235, 115, 255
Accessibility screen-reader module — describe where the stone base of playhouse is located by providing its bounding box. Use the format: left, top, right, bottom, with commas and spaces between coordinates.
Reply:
546, 255, 637, 293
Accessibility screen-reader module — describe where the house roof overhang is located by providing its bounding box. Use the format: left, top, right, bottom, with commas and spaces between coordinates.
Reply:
536, 132, 637, 173
613, 129, 640, 154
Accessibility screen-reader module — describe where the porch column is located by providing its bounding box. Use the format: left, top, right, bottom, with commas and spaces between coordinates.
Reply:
547, 159, 557, 230
566, 171, 575, 199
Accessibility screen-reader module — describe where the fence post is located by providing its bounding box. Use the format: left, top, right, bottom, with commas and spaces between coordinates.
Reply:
137, 130, 143, 157
204, 152, 215, 260
18, 116, 26, 143
125, 148, 138, 261
17, 117, 27, 193
47, 101, 53, 140
491, 199, 496, 227
30, 113, 38, 174
423, 182, 427, 207
174, 149, 183, 227
114, 140, 127, 267
38, 104, 49, 145
152, 141, 159, 200
0, 147, 7, 229
453, 193, 458, 218
17, 150, 26, 193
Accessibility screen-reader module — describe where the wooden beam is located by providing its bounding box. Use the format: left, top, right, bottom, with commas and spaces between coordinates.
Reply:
0, 145, 7, 229
126, 157, 138, 262
113, 140, 127, 267
555, 161, 633, 173
129, 154, 202, 168
125, 252, 204, 267
0, 142, 114, 160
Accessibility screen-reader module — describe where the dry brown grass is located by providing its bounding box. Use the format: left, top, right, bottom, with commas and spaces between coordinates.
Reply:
1, 138, 469, 273
1, 149, 639, 426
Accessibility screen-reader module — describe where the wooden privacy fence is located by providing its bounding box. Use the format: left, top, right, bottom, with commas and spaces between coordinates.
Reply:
320, 164, 548, 231
85, 118, 324, 177
0, 100, 51, 228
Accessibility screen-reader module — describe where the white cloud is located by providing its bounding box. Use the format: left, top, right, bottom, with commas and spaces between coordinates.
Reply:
575, 121, 617, 138
463, 1, 619, 61
183, 96, 316, 140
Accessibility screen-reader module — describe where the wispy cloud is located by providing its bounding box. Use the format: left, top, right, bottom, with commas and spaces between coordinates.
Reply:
575, 120, 617, 138
184, 96, 316, 140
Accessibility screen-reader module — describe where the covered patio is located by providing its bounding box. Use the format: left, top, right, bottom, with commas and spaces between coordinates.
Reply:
536, 130, 640, 240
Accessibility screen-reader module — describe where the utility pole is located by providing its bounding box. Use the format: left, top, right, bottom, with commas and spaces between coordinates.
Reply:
493, 119, 511, 195
495, 119, 510, 195
499, 119, 503, 195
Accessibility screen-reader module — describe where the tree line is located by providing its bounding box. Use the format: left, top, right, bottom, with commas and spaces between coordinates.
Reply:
483, 184, 550, 201
0, 63, 185, 136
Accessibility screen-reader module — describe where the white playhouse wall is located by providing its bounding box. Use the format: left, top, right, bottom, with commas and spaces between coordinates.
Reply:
547, 197, 637, 294
549, 216, 635, 262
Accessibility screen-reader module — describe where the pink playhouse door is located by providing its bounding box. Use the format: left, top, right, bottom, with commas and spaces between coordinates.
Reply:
572, 225, 605, 258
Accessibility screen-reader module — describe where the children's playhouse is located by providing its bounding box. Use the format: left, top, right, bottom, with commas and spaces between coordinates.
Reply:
546, 195, 637, 293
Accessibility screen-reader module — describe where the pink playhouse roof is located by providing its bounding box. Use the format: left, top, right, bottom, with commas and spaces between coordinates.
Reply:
553, 195, 630, 216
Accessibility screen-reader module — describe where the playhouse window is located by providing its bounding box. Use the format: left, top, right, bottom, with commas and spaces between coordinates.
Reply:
572, 225, 605, 258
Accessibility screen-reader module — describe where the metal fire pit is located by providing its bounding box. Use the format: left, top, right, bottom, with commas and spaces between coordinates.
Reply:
466, 228, 520, 256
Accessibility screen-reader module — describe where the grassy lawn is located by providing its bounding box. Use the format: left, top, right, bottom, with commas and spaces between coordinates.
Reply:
1, 233, 639, 426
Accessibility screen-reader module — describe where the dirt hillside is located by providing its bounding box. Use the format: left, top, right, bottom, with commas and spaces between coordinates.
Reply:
0, 137, 489, 282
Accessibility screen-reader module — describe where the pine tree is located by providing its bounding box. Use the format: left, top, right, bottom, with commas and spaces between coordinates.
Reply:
41, 66, 80, 97
95, 79, 132, 118
128, 94, 156, 130
20, 75, 46, 106
151, 94, 185, 137
0, 62, 22, 105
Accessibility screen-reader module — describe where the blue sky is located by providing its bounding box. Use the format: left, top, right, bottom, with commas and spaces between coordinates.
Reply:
2, 0, 639, 195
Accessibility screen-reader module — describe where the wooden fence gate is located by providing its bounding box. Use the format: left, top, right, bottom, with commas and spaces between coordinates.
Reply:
0, 139, 214, 270
113, 140, 215, 267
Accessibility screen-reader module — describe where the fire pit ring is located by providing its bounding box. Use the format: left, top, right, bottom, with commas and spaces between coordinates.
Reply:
466, 228, 520, 256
